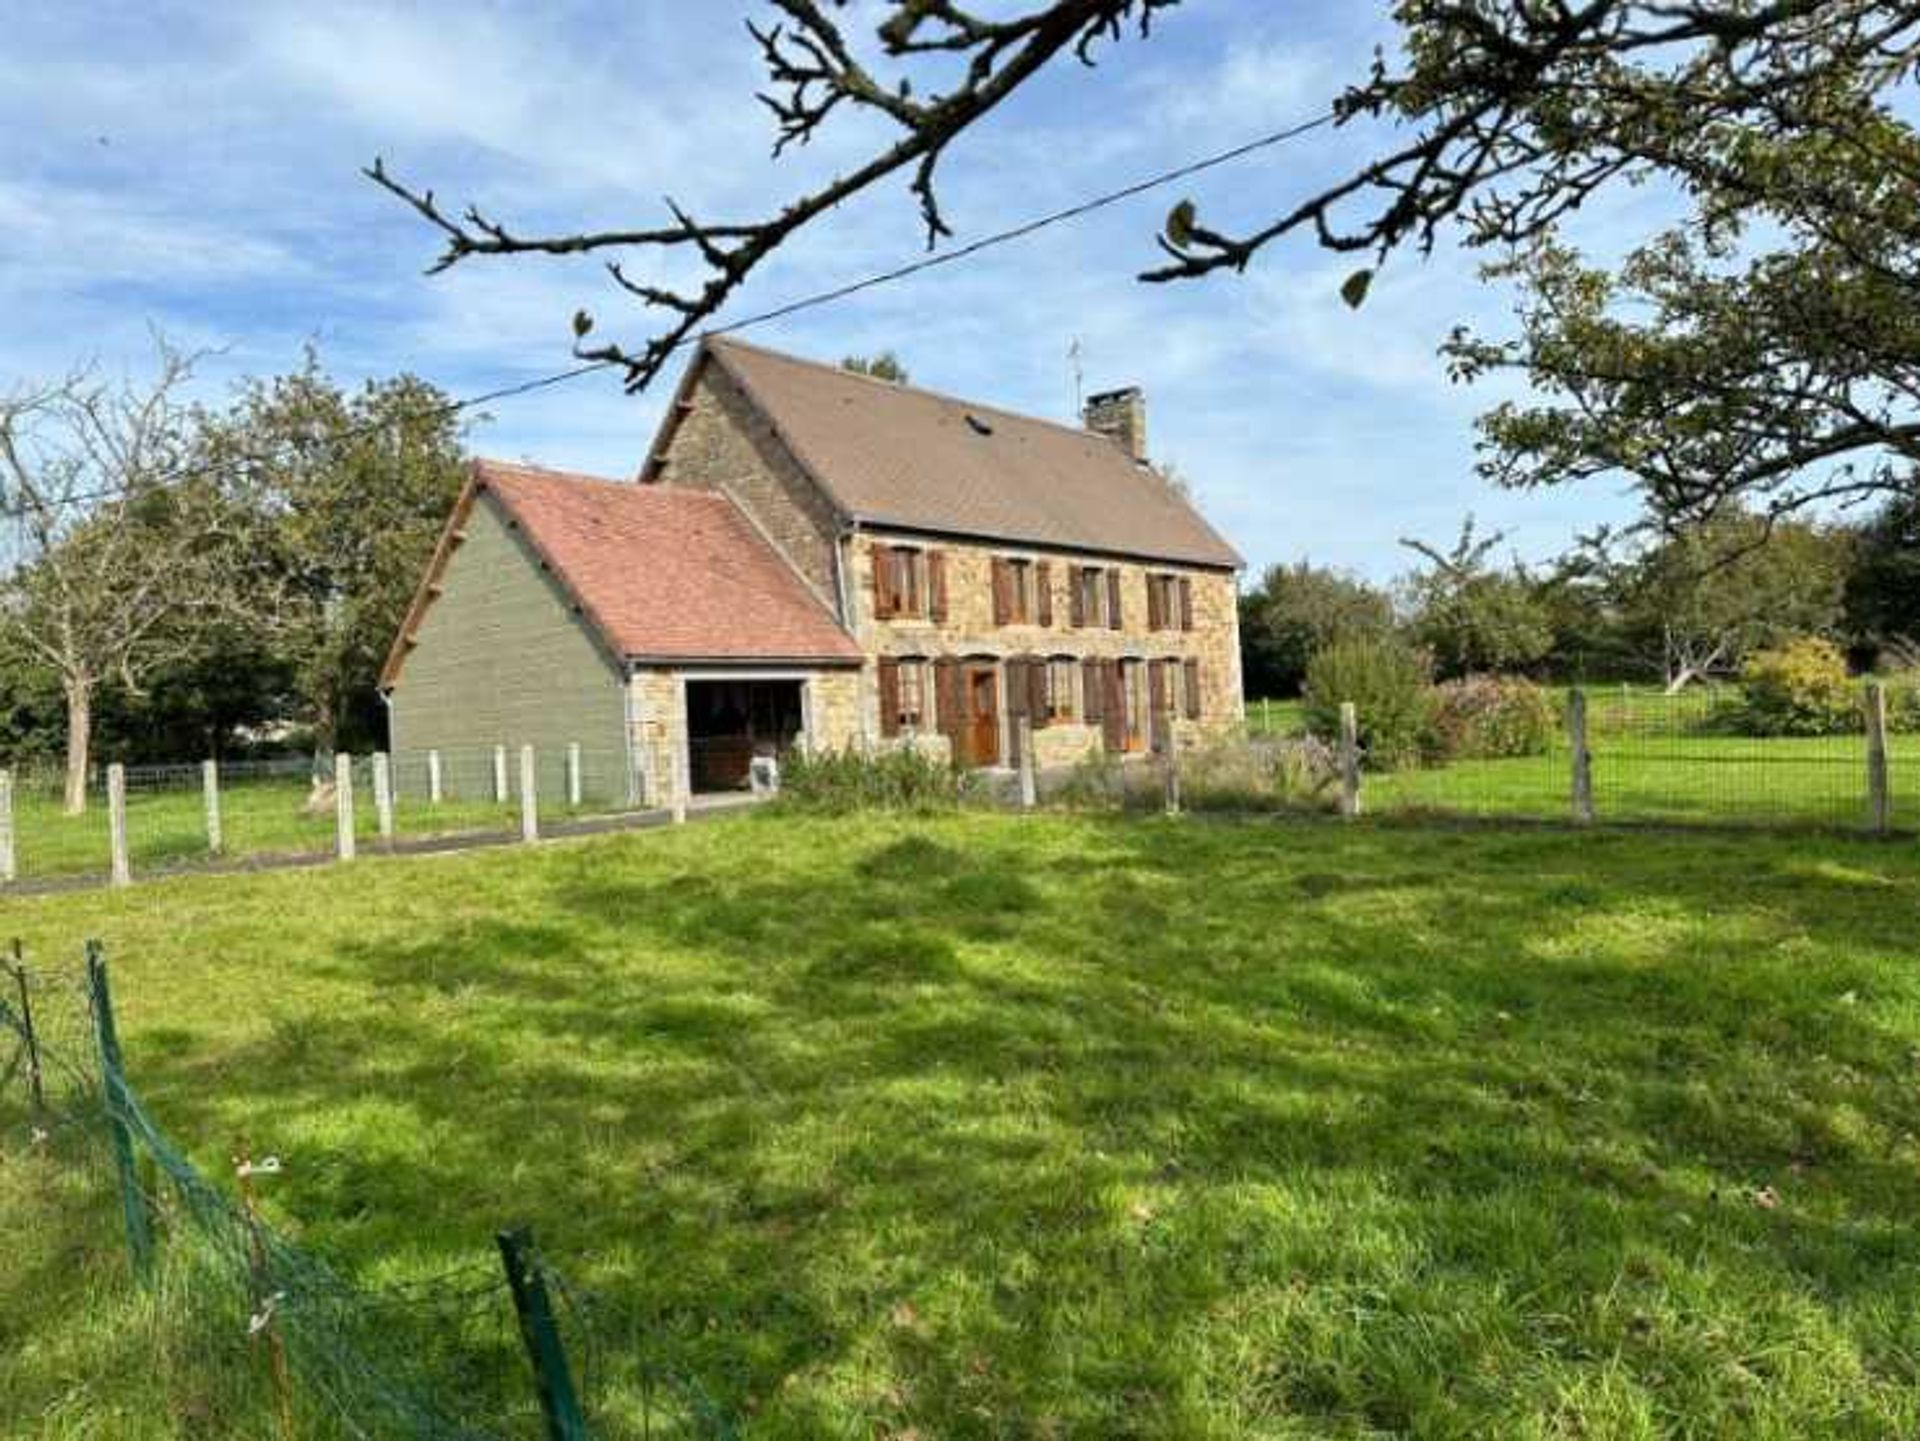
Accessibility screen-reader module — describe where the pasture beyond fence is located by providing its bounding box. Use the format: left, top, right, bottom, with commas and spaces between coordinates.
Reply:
1244, 683, 1918, 834
0, 941, 731, 1440
0, 743, 639, 890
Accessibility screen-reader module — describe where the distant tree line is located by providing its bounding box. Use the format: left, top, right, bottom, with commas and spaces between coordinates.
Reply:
0, 342, 467, 807
1241, 499, 1920, 701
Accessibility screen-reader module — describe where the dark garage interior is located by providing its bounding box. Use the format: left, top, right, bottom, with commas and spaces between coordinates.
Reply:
686, 679, 805, 793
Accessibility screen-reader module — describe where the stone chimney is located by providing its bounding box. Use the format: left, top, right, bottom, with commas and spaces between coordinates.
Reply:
1083, 386, 1147, 463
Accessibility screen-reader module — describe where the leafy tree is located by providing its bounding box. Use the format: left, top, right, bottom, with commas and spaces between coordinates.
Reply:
368, 0, 1920, 537
1842, 491, 1920, 664
0, 345, 278, 811
840, 352, 911, 383
200, 357, 468, 750
1239, 561, 1394, 698
1400, 519, 1553, 679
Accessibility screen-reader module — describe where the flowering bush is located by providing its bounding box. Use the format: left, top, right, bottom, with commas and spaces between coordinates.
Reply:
1738, 638, 1858, 737
1422, 675, 1555, 761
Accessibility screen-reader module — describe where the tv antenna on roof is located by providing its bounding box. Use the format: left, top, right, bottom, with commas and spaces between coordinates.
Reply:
1067, 337, 1084, 420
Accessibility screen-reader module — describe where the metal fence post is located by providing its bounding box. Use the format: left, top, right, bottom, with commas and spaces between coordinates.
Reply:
1568, 687, 1595, 825
1338, 702, 1361, 820
372, 752, 395, 843
334, 753, 356, 862
566, 742, 583, 810
427, 748, 443, 805
9, 939, 43, 1112
520, 745, 539, 843
0, 769, 14, 884
87, 941, 155, 1278
497, 1227, 589, 1441
493, 745, 509, 805
107, 763, 131, 887
234, 1142, 296, 1441
203, 759, 223, 856
1866, 681, 1891, 836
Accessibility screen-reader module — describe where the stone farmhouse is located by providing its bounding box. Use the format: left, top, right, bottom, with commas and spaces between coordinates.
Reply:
380, 337, 1245, 809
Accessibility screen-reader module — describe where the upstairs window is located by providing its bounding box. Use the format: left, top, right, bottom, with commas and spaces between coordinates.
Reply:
1146, 573, 1195, 631
872, 545, 948, 621
992, 556, 1051, 626
1069, 564, 1121, 628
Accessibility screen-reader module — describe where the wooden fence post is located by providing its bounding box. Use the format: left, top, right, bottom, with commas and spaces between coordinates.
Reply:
519, 745, 539, 843
333, 753, 356, 862
107, 763, 131, 887
493, 745, 509, 805
372, 752, 395, 843
202, 760, 223, 855
0, 769, 14, 884
1337, 702, 1361, 820
1866, 681, 1891, 836
427, 749, 443, 805
497, 1227, 589, 1441
1016, 716, 1037, 811
566, 742, 583, 810
87, 942, 155, 1278
1569, 687, 1595, 825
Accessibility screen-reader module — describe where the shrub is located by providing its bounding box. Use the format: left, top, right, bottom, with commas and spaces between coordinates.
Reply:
1738, 637, 1859, 737
1181, 737, 1341, 814
775, 743, 977, 813
1882, 672, 1920, 735
1302, 637, 1431, 769
1422, 674, 1555, 761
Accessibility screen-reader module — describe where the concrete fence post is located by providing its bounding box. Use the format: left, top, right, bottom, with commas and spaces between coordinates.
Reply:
427, 748, 443, 805
1162, 732, 1182, 817
519, 744, 539, 843
567, 742, 583, 810
493, 745, 509, 805
1568, 687, 1595, 826
1866, 681, 1891, 836
202, 759, 223, 855
1337, 703, 1361, 820
1016, 716, 1037, 811
334, 752, 356, 862
107, 763, 131, 886
372, 752, 395, 842
0, 770, 15, 884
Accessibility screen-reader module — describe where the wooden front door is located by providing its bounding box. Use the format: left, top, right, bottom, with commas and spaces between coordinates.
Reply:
963, 665, 1001, 767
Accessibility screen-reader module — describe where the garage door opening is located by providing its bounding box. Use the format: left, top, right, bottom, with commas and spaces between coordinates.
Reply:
687, 679, 805, 793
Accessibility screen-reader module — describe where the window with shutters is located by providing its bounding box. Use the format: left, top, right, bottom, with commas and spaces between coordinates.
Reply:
1146, 573, 1175, 631
1073, 565, 1108, 628
877, 657, 929, 734
994, 556, 1041, 626
1047, 657, 1076, 722
873, 545, 940, 621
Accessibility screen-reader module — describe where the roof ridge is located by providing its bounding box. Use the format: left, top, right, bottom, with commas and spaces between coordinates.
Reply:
704, 334, 1127, 451
476, 457, 731, 503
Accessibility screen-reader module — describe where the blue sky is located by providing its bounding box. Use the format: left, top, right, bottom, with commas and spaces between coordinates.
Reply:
1, 1, 1653, 582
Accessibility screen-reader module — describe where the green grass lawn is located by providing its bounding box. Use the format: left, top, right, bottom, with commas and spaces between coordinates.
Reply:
6, 811, 1920, 1437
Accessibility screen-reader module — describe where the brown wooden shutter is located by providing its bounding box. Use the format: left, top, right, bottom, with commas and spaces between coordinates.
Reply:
1178, 576, 1194, 632
1081, 658, 1103, 721
934, 657, 962, 744
1146, 577, 1164, 631
1028, 657, 1049, 724
927, 549, 949, 622
1068, 566, 1085, 627
1005, 657, 1028, 724
1184, 659, 1201, 719
991, 559, 1010, 626
1103, 662, 1128, 751
1107, 569, 1124, 630
877, 657, 901, 737
871, 544, 894, 619
1036, 561, 1053, 627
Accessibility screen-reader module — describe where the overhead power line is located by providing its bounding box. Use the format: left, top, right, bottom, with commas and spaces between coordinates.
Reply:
9, 109, 1335, 516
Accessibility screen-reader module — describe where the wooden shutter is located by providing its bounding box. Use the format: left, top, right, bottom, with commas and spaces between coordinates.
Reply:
1103, 662, 1129, 751
877, 657, 901, 737
1005, 657, 1029, 724
871, 544, 894, 619
1081, 658, 1103, 721
934, 657, 962, 743
1184, 659, 1201, 719
991, 559, 1011, 625
1036, 561, 1053, 627
1178, 576, 1194, 632
1068, 566, 1085, 627
1107, 569, 1124, 630
1146, 577, 1164, 631
1027, 657, 1049, 725
927, 549, 949, 622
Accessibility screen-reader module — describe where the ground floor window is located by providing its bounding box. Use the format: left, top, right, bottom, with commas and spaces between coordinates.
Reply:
1046, 657, 1076, 723
877, 656, 928, 736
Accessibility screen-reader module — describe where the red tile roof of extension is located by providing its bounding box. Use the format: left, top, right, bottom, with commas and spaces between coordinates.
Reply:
381, 460, 860, 686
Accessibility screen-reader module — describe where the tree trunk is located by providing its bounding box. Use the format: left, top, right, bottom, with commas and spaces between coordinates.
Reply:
63, 676, 93, 816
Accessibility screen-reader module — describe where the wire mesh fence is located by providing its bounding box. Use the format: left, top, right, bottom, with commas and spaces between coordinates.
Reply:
1245, 683, 1914, 833
1, 940, 734, 1440
0, 744, 645, 890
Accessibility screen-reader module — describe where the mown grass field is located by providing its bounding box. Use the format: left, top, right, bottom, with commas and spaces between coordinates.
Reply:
6, 810, 1920, 1437
1246, 689, 1919, 831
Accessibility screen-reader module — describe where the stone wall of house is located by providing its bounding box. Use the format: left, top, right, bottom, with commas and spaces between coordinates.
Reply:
852, 531, 1243, 762
651, 364, 846, 606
